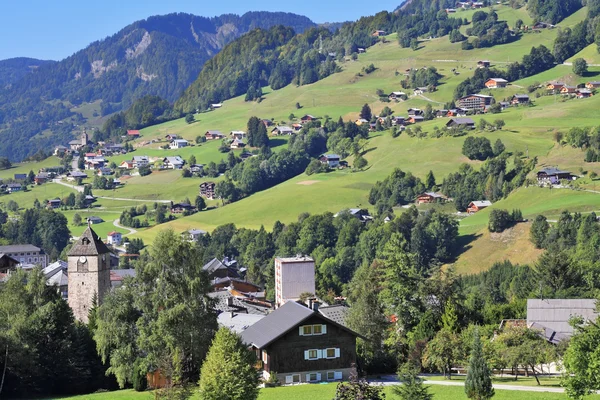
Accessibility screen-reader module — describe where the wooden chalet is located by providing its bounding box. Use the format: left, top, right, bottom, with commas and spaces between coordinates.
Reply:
407, 108, 423, 116
126, 130, 140, 138
240, 300, 361, 384
34, 172, 50, 184
417, 192, 446, 204
230, 139, 246, 149
0, 253, 19, 275
576, 88, 593, 98
200, 181, 216, 199
447, 108, 468, 117
560, 86, 577, 95
485, 78, 508, 89
388, 91, 407, 101
230, 131, 246, 140
585, 81, 600, 90
171, 203, 194, 214
300, 115, 317, 123
205, 130, 224, 140
446, 118, 475, 129
292, 123, 303, 131
407, 115, 424, 124
511, 94, 530, 105
467, 200, 492, 214
546, 82, 565, 92
272, 126, 294, 136
477, 60, 490, 69
537, 167, 572, 185
372, 30, 387, 37
262, 119, 274, 127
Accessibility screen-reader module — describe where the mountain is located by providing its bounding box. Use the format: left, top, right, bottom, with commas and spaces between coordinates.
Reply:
0, 57, 55, 87
0, 12, 316, 161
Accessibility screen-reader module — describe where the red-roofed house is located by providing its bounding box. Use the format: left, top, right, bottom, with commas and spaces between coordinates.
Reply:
127, 130, 140, 138
106, 231, 122, 246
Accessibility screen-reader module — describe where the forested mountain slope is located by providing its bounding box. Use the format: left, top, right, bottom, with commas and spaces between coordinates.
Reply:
0, 57, 55, 87
0, 12, 315, 161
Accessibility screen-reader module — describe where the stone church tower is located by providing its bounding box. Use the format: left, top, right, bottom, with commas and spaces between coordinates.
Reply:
67, 225, 111, 323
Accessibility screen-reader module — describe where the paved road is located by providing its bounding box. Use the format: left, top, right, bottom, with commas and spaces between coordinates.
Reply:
375, 375, 566, 393
113, 219, 137, 236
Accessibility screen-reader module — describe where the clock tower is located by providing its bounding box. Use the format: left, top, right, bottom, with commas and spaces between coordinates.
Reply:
67, 224, 112, 323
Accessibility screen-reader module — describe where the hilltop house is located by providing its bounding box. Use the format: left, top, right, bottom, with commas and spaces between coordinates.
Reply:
6, 183, 22, 193
165, 134, 179, 142
170, 139, 189, 149
127, 130, 140, 138
230, 131, 246, 140
372, 30, 386, 37
388, 91, 407, 101
546, 82, 565, 92
511, 94, 530, 105
171, 202, 194, 214
319, 154, 340, 168
240, 300, 361, 384
230, 139, 246, 149
417, 192, 447, 204
132, 156, 149, 168
272, 126, 294, 136
485, 78, 508, 89
560, 86, 577, 95
200, 182, 216, 199
467, 201, 492, 214
477, 60, 490, 68
205, 131, 224, 140
446, 118, 475, 129
407, 108, 423, 116
537, 167, 572, 185
182, 229, 206, 242
34, 172, 50, 184
47, 199, 62, 209
585, 81, 600, 90
576, 88, 593, 98
300, 115, 317, 123
163, 156, 185, 169
457, 94, 494, 111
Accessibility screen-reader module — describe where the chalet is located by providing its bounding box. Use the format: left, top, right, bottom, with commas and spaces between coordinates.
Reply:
103, 143, 125, 154
576, 88, 593, 98
272, 126, 294, 136
200, 181, 216, 199
546, 82, 565, 92
13, 174, 27, 181
240, 300, 361, 384
34, 172, 50, 184
446, 8, 457, 13
182, 229, 206, 242
163, 156, 185, 169
165, 134, 179, 142
446, 117, 475, 129
97, 167, 113, 177
53, 145, 69, 156
372, 30, 387, 37
334, 208, 372, 222
67, 171, 88, 181
205, 130, 225, 140
585, 81, 600, 89
485, 78, 508, 89
392, 116, 406, 126
230, 131, 246, 140
211, 103, 223, 109
43, 261, 69, 299
230, 139, 246, 149
127, 130, 140, 138
417, 192, 446, 204
413, 87, 428, 95
171, 202, 194, 214
467, 200, 492, 214
6, 183, 22, 193
447, 108, 468, 117
106, 231, 122, 246
87, 216, 104, 224
203, 258, 238, 280
262, 119, 273, 127
511, 94, 530, 105
458, 2, 471, 8
189, 164, 204, 174
85, 157, 106, 170
319, 154, 341, 168
537, 167, 572, 185
369, 123, 377, 131
132, 156, 149, 168
355, 118, 369, 126
47, 199, 62, 209
170, 139, 189, 149
408, 115, 424, 124
0, 253, 18, 276
457, 94, 494, 111
388, 91, 407, 101
436, 109, 448, 118
560, 86, 577, 95
532, 22, 553, 29
407, 108, 423, 116
119, 160, 134, 170
477, 60, 490, 68
499, 101, 510, 109
472, 1, 484, 8
300, 115, 317, 123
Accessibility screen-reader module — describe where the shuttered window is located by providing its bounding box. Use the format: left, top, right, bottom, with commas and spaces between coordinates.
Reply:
306, 373, 321, 382
299, 324, 327, 336
334, 371, 343, 380
324, 348, 340, 359
286, 374, 300, 384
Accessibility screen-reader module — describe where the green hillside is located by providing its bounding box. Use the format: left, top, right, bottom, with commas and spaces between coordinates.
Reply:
4, 4, 600, 274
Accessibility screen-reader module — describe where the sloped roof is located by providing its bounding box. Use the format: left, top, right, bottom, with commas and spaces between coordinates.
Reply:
448, 117, 475, 125
203, 258, 227, 274
318, 304, 350, 327
218, 312, 265, 334
0, 244, 42, 253
67, 226, 111, 256
470, 200, 492, 208
527, 299, 598, 338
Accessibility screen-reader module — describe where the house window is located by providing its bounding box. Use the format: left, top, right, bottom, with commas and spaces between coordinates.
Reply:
326, 348, 336, 359
300, 324, 327, 336
306, 373, 321, 382
285, 374, 301, 384
308, 349, 318, 360
302, 325, 312, 335
327, 371, 343, 381
313, 324, 322, 334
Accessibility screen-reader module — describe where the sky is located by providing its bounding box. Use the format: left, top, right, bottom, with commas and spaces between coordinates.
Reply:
0, 0, 401, 61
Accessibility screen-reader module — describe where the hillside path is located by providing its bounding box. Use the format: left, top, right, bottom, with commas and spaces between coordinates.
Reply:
374, 375, 566, 393
51, 179, 171, 203
113, 219, 137, 236
417, 94, 444, 104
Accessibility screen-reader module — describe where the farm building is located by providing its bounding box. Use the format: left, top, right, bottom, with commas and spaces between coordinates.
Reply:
467, 200, 492, 214
485, 78, 508, 89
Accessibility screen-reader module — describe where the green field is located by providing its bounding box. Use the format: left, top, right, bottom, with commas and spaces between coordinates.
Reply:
48, 382, 600, 400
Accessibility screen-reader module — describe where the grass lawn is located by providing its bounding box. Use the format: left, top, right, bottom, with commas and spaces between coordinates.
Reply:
52, 383, 600, 400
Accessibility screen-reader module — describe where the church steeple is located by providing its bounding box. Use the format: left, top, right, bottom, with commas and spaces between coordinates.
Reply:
67, 225, 111, 322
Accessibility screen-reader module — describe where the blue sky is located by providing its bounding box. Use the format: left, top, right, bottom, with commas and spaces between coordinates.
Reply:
0, 0, 401, 61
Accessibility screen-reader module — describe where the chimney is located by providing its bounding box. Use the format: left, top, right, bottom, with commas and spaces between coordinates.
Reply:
313, 301, 320, 312
227, 297, 234, 307
230, 311, 235, 318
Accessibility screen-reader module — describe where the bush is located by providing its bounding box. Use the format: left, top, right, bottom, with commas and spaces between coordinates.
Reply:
138, 165, 152, 176
488, 208, 522, 233
305, 159, 326, 175
462, 137, 494, 160
132, 360, 148, 392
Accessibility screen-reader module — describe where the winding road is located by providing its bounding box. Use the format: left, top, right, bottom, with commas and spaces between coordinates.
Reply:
113, 219, 137, 236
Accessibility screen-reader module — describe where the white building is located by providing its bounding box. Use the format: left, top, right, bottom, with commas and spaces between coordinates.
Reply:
170, 139, 189, 149
274, 256, 315, 306
106, 231, 122, 246
0, 244, 49, 268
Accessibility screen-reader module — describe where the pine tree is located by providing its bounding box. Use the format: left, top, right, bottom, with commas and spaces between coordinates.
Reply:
394, 364, 433, 400
465, 328, 495, 400
360, 103, 372, 120
425, 170, 436, 190
198, 328, 259, 400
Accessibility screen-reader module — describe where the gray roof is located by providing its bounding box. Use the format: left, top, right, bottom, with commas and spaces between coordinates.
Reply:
218, 312, 265, 334
209, 290, 272, 316
538, 167, 570, 175
318, 304, 350, 327
67, 226, 111, 256
203, 258, 227, 274
449, 117, 475, 125
0, 244, 42, 253
240, 301, 315, 348
527, 299, 598, 338
528, 322, 570, 345
44, 261, 68, 287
